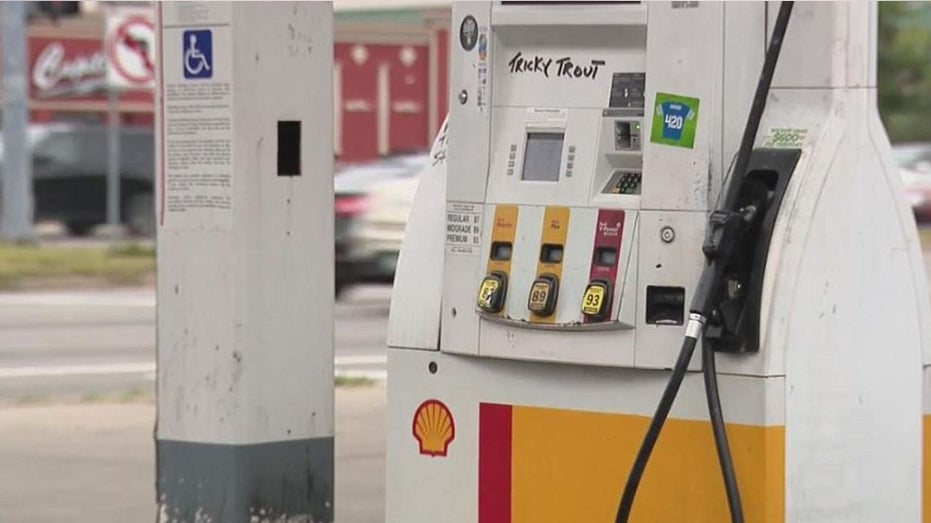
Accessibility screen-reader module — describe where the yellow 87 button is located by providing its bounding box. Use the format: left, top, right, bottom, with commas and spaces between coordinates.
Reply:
477, 272, 507, 313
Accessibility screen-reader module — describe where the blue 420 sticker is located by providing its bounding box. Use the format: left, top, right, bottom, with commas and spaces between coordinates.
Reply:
651, 92, 700, 149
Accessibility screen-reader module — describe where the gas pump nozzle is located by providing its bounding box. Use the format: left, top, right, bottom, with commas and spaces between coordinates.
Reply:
691, 202, 763, 318
704, 209, 752, 259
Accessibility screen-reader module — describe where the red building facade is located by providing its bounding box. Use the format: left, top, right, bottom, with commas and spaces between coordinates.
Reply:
334, 15, 449, 162
5, 7, 451, 162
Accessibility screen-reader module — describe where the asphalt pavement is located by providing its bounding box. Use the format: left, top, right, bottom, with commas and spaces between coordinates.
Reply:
0, 284, 391, 400
0, 385, 386, 523
0, 282, 390, 523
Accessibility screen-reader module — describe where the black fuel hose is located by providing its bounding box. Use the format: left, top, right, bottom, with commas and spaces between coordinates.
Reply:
703, 339, 744, 523
614, 317, 702, 523
615, 3, 793, 522
723, 0, 795, 213
699, 4, 793, 520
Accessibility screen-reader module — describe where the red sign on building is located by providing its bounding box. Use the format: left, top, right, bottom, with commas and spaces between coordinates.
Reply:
27, 33, 153, 123
30, 36, 107, 99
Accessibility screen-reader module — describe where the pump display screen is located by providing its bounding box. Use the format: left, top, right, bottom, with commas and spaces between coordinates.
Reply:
595, 247, 618, 267
521, 132, 565, 182
491, 241, 513, 261
540, 244, 564, 263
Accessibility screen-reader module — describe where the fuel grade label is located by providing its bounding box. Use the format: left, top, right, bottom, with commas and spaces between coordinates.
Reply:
446, 201, 482, 256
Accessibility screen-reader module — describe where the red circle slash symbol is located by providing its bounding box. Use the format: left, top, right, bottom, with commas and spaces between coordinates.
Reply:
109, 18, 155, 85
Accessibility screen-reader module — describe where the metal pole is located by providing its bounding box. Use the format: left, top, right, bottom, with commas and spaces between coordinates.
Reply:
106, 87, 121, 243
0, 1, 34, 242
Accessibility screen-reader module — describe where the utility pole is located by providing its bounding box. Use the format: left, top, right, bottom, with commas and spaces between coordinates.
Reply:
0, 1, 34, 242
106, 87, 120, 244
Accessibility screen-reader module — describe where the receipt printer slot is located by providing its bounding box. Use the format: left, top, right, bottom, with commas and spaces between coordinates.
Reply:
646, 285, 685, 325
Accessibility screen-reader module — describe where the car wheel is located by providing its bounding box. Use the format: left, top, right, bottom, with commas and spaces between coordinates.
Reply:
126, 192, 155, 237
65, 220, 95, 237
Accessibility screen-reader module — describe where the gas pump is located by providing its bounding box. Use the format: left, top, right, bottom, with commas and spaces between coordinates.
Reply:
388, 2, 931, 522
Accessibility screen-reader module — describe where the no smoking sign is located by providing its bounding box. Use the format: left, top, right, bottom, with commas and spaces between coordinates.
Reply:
106, 12, 155, 89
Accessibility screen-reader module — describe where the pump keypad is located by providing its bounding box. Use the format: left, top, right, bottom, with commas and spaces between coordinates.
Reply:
605, 170, 642, 195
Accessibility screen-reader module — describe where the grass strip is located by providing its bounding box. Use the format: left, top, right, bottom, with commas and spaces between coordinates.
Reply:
0, 242, 155, 289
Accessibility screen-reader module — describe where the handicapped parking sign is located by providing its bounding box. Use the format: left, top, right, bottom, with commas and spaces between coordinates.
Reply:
651, 92, 700, 149
183, 29, 213, 79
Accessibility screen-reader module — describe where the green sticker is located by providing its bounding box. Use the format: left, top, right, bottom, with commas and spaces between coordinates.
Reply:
763, 128, 808, 148
651, 92, 700, 149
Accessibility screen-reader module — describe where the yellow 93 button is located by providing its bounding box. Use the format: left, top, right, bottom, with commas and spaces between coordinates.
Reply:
581, 281, 610, 319
477, 272, 507, 313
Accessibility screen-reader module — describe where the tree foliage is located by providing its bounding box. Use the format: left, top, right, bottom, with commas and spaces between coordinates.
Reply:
879, 1, 931, 143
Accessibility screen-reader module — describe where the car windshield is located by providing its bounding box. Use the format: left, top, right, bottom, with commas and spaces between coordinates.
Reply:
0, 127, 52, 159
380, 153, 430, 169
893, 144, 931, 169
334, 154, 429, 194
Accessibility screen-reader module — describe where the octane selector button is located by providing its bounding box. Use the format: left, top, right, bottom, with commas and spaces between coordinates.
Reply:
477, 272, 508, 313
528, 274, 559, 317
581, 281, 611, 320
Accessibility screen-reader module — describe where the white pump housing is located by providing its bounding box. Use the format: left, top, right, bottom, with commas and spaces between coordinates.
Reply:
387, 3, 931, 521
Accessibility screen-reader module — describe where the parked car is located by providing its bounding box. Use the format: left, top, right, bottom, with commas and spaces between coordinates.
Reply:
893, 143, 931, 222
352, 173, 423, 282
0, 123, 155, 236
334, 153, 428, 296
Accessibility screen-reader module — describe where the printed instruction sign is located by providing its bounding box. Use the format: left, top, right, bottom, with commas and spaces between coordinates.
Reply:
158, 3, 233, 229
651, 92, 700, 149
526, 107, 568, 128
446, 202, 482, 255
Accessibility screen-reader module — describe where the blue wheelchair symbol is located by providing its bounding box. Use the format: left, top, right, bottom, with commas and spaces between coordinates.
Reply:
183, 30, 212, 79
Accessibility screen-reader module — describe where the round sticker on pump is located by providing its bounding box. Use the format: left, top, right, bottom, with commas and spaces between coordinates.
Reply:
460, 15, 478, 51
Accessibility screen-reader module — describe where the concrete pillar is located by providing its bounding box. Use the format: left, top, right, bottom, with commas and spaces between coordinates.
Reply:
155, 3, 334, 521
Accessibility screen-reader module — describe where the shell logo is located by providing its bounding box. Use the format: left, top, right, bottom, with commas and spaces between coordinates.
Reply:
412, 399, 455, 457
